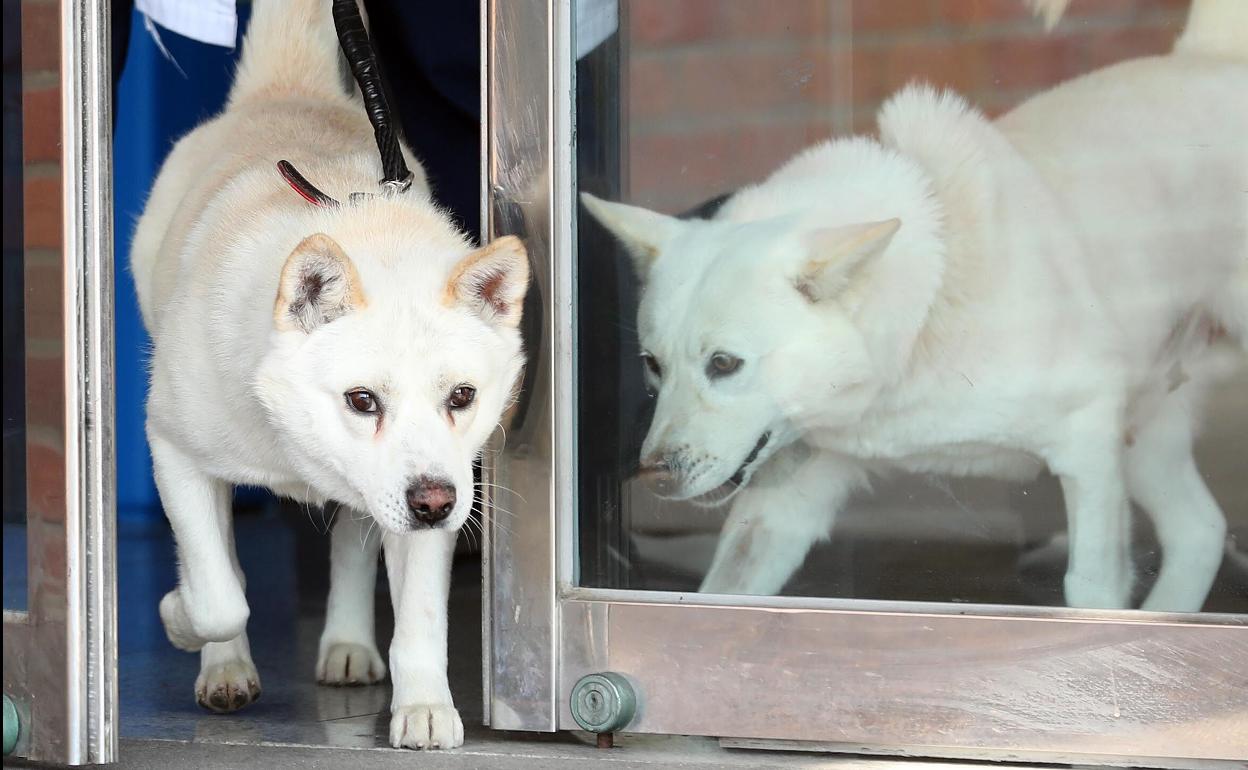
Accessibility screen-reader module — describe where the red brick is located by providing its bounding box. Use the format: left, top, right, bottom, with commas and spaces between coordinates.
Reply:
980, 35, 1086, 92
21, 0, 60, 75
26, 438, 66, 525
629, 46, 843, 125
853, 1, 940, 32
24, 176, 62, 250
628, 119, 834, 214
23, 353, 65, 436
631, 0, 836, 47
1058, 0, 1140, 21
24, 260, 63, 344
622, 0, 1195, 214
850, 40, 986, 107
712, 1, 836, 41
934, 0, 1035, 26
1080, 25, 1175, 70
628, 0, 717, 46
22, 86, 60, 163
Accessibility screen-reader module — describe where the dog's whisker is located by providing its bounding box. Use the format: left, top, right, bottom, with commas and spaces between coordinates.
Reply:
473, 506, 515, 538
479, 504, 517, 520
476, 482, 528, 504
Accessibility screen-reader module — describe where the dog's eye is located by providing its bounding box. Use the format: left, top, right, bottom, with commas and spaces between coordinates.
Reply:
448, 385, 476, 410
707, 352, 743, 378
345, 388, 380, 414
641, 353, 662, 379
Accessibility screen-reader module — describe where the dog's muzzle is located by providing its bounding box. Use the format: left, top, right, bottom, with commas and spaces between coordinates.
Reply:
636, 459, 677, 497
637, 430, 771, 500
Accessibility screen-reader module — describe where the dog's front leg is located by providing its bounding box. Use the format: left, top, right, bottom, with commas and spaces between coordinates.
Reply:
317, 511, 386, 685
195, 496, 261, 713
701, 446, 862, 596
382, 528, 463, 750
1046, 403, 1134, 609
149, 431, 249, 651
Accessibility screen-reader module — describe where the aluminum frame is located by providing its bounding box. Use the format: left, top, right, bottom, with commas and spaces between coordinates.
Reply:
483, 1, 1248, 766
2, 0, 117, 763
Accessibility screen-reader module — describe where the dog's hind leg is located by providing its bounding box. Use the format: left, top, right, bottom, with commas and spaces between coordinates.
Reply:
1127, 395, 1227, 612
150, 432, 250, 651
383, 528, 463, 750
1045, 400, 1134, 609
317, 511, 386, 686
700, 446, 864, 596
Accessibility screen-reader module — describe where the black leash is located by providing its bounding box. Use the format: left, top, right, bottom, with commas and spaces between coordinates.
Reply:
331, 0, 412, 193
279, 0, 412, 207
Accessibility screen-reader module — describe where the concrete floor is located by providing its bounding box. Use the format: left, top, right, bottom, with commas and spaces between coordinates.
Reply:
6, 738, 1091, 770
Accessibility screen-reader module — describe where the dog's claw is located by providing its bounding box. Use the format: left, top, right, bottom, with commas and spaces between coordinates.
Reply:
389, 704, 463, 750
196, 659, 262, 714
317, 641, 387, 686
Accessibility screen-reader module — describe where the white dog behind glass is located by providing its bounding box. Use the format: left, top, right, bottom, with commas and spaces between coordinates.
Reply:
583, 0, 1247, 611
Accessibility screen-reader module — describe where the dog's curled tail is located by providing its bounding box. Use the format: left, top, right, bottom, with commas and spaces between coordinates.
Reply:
228, 0, 349, 106
1027, 0, 1248, 59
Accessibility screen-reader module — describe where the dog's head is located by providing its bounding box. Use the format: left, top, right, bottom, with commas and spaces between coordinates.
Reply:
255, 201, 528, 534
583, 193, 901, 503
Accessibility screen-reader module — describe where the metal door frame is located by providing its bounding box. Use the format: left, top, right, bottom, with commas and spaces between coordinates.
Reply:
2, 0, 116, 763
481, 1, 1246, 767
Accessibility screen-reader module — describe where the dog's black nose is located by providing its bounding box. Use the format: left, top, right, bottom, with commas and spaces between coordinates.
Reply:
406, 477, 457, 527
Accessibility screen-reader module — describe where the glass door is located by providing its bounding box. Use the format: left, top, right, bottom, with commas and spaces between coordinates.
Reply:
484, 1, 1247, 766
2, 0, 116, 763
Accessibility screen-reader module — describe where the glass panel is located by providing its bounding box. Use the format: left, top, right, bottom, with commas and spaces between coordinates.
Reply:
574, 0, 1247, 614
2, 0, 26, 611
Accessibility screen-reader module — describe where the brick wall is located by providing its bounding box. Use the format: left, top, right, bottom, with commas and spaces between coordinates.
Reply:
625, 0, 1190, 213
21, 0, 67, 542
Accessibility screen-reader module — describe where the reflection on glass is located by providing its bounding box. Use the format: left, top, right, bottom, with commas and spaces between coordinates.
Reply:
2, 0, 26, 611
575, 0, 1247, 613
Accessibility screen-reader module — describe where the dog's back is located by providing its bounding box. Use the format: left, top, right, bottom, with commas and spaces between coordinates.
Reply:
998, 55, 1246, 355
129, 0, 404, 332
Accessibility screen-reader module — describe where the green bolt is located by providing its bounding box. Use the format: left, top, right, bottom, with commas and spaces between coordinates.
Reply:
570, 672, 637, 735
3, 693, 20, 756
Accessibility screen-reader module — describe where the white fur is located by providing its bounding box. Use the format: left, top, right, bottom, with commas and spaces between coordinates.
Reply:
133, 0, 527, 748
584, 3, 1246, 611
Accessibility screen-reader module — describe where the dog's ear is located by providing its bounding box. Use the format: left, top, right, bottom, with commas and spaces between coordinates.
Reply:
274, 234, 366, 333
580, 192, 682, 276
445, 235, 530, 328
796, 219, 900, 302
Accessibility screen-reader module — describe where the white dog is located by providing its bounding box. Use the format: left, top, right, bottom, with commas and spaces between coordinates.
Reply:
131, 0, 528, 749
583, 0, 1246, 612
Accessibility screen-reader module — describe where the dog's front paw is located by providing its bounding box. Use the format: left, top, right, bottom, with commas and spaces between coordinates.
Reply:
196, 658, 261, 713
1064, 571, 1132, 610
389, 703, 463, 750
317, 642, 386, 686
